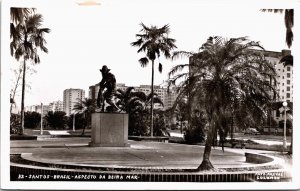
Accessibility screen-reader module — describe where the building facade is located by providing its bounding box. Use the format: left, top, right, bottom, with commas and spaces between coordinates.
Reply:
25, 104, 50, 116
63, 88, 85, 116
262, 49, 293, 102
49, 100, 63, 112
88, 83, 176, 110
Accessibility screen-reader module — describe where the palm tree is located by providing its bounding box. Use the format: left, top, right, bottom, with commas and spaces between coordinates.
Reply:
131, 23, 177, 136
169, 36, 277, 170
10, 8, 34, 24
115, 87, 164, 136
115, 87, 145, 114
10, 10, 50, 135
73, 98, 96, 135
280, 54, 293, 67
116, 87, 164, 113
261, 9, 293, 48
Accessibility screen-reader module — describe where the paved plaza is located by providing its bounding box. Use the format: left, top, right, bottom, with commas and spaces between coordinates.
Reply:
10, 137, 283, 171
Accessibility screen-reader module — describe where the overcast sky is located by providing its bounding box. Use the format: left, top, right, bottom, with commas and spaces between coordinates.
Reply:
8, 0, 294, 106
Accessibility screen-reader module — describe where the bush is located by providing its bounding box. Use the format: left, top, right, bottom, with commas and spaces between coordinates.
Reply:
45, 111, 68, 129
129, 111, 149, 136
184, 111, 206, 144
184, 127, 205, 144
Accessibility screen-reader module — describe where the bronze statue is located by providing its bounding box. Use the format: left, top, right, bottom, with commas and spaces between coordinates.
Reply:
97, 65, 120, 112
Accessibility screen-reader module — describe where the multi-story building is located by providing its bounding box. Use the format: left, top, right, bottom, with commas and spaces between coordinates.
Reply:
261, 49, 293, 102
263, 50, 293, 132
25, 104, 50, 116
163, 86, 178, 110
49, 100, 63, 112
63, 88, 85, 116
88, 83, 173, 110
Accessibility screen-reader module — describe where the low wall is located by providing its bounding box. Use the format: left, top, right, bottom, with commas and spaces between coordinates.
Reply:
10, 163, 291, 182
245, 153, 274, 164
129, 136, 169, 143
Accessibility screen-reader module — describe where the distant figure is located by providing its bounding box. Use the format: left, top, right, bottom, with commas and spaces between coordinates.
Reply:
97, 65, 120, 112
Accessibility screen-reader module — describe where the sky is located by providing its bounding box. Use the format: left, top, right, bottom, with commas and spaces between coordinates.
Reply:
7, 0, 295, 107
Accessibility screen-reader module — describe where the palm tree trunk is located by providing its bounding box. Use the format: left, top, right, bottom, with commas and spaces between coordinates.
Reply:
20, 60, 26, 135
81, 113, 87, 136
150, 60, 154, 137
230, 115, 234, 141
10, 68, 22, 114
198, 124, 214, 171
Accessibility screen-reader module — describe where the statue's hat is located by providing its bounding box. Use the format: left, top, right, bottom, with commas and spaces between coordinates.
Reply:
100, 65, 110, 73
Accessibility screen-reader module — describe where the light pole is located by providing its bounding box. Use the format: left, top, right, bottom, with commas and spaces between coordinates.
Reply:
282, 101, 288, 150
40, 103, 43, 135
73, 112, 76, 132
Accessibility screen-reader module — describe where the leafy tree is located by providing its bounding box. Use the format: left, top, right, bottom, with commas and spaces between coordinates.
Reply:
73, 98, 96, 135
45, 111, 68, 129
131, 23, 177, 136
24, 111, 41, 129
169, 36, 277, 170
10, 9, 50, 134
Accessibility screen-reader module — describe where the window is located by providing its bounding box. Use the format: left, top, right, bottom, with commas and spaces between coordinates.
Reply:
287, 80, 290, 85
282, 90, 284, 93
287, 93, 290, 98
287, 66, 291, 71
282, 76, 284, 79
287, 73, 291, 78
287, 87, 290, 91
282, 83, 284, 86
276, 110, 280, 117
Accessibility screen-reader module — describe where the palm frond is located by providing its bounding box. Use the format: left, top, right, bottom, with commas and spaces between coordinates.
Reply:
158, 63, 163, 73
138, 57, 149, 67
172, 51, 194, 60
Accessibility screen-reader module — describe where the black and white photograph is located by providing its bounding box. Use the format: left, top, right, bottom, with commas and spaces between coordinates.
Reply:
1, 0, 300, 190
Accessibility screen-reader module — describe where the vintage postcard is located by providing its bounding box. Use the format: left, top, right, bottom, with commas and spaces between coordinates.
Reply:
1, 0, 300, 190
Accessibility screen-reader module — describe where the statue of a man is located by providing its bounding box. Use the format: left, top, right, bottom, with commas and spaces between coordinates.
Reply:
97, 65, 120, 112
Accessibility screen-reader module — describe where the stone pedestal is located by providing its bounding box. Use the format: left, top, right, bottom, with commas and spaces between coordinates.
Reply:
89, 112, 130, 147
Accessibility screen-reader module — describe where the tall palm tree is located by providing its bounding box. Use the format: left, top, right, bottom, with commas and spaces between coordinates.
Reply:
10, 10, 50, 135
169, 36, 277, 170
261, 9, 294, 48
131, 23, 177, 136
73, 98, 96, 135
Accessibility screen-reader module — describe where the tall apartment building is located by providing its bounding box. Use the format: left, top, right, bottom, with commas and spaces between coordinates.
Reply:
262, 49, 293, 102
63, 88, 85, 116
